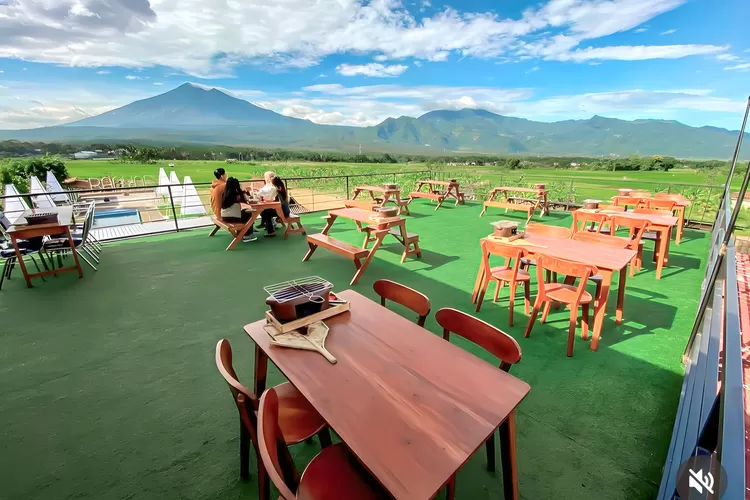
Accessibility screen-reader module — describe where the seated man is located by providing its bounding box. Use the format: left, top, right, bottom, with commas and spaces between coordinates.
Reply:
210, 168, 227, 218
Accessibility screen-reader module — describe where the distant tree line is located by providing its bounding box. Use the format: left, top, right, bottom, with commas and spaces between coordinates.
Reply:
0, 139, 730, 171
0, 155, 69, 193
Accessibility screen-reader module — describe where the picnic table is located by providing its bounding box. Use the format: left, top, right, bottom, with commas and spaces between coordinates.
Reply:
351, 185, 410, 215
599, 209, 678, 279
481, 187, 549, 222
244, 289, 530, 499
208, 200, 289, 251
7, 206, 83, 288
303, 207, 405, 285
471, 233, 636, 351
610, 194, 690, 244
409, 179, 464, 209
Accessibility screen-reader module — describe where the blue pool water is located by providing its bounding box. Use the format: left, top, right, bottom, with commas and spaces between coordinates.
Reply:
93, 208, 142, 228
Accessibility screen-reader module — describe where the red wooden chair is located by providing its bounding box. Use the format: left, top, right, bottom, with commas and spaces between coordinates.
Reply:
634, 207, 673, 263
215, 340, 330, 496
523, 255, 597, 357
613, 196, 647, 210
254, 387, 389, 500
572, 232, 629, 306
596, 204, 624, 233
373, 279, 431, 326
570, 210, 607, 234
520, 223, 571, 280
474, 239, 531, 326
647, 199, 676, 212
435, 308, 521, 499
609, 215, 648, 276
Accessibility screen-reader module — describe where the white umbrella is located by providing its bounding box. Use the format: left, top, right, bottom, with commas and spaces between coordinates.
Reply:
180, 176, 207, 216
29, 176, 57, 209
169, 170, 183, 202
156, 168, 170, 197
46, 171, 69, 202
3, 184, 30, 218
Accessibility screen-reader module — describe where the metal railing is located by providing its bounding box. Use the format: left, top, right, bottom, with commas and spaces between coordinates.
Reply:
656, 97, 749, 499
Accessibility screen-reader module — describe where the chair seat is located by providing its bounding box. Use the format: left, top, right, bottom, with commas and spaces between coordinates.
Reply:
489, 266, 531, 281
520, 257, 536, 267
1, 246, 39, 258
275, 382, 327, 444
589, 274, 602, 283
641, 231, 658, 241
44, 238, 83, 250
544, 283, 593, 304
296, 444, 388, 500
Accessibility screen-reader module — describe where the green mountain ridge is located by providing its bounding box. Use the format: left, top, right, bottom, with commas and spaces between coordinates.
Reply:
0, 83, 746, 158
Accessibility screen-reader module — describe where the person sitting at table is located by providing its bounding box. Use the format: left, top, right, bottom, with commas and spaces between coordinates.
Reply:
220, 177, 257, 242
255, 171, 279, 237
272, 176, 291, 219
210, 168, 227, 217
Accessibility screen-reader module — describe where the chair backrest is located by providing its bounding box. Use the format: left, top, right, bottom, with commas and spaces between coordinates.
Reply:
633, 207, 673, 216
215, 339, 258, 409
598, 204, 625, 212
571, 210, 607, 234
630, 191, 651, 198
525, 222, 571, 239
480, 239, 525, 285
572, 231, 629, 248
435, 308, 521, 372
536, 255, 596, 305
654, 193, 685, 201
257, 388, 300, 500
610, 216, 648, 246
0, 211, 11, 232
647, 199, 676, 211
373, 279, 431, 326
613, 196, 647, 208
80, 204, 95, 241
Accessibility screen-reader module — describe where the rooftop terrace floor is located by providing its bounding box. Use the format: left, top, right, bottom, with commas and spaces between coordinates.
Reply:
0, 200, 707, 500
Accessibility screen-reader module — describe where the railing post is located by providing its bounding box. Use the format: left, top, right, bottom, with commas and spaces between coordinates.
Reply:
345, 176, 350, 200
667, 183, 672, 194
167, 185, 179, 232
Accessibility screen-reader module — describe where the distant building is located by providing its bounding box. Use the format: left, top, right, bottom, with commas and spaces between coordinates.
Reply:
73, 151, 98, 159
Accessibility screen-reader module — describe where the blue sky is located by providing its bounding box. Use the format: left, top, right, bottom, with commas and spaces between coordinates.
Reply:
0, 0, 748, 130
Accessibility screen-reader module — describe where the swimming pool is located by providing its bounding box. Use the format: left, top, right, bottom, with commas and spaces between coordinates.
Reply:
93, 208, 142, 228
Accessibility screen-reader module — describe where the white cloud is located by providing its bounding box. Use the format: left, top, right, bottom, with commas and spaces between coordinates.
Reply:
634, 28, 647, 33
153, 82, 164, 85
715, 54, 740, 61
421, 0, 431, 6
526, 65, 540, 73
125, 75, 141, 80
724, 63, 750, 72
552, 44, 727, 62
318, 73, 327, 78
336, 63, 408, 77
0, 0, 697, 76
96, 70, 110, 74
660, 29, 677, 35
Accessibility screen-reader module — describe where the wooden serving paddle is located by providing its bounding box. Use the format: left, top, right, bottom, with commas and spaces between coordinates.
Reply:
265, 321, 337, 364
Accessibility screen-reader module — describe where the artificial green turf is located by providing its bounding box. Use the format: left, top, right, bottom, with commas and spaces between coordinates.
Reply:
0, 200, 707, 500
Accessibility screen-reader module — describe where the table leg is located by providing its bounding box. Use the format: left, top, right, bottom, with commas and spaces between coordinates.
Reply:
616, 267, 626, 324
472, 262, 486, 304
10, 234, 32, 288
253, 343, 268, 397
65, 227, 84, 278
655, 228, 669, 280
351, 190, 361, 200
499, 411, 519, 500
676, 206, 685, 245
351, 230, 387, 285
591, 270, 612, 351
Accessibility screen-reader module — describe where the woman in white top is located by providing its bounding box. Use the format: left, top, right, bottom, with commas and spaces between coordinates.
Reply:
257, 171, 280, 236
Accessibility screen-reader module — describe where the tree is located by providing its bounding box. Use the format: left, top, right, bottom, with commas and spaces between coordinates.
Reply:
0, 154, 69, 193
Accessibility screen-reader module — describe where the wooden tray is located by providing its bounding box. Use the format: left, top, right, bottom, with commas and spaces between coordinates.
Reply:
265, 300, 350, 334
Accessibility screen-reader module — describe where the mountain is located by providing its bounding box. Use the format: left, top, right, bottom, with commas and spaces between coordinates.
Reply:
1, 83, 746, 158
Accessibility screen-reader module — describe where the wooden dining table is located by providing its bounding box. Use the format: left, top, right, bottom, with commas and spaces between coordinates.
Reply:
610, 194, 690, 244
599, 209, 678, 279
471, 233, 636, 351
7, 206, 83, 288
352, 185, 409, 214
245, 290, 531, 500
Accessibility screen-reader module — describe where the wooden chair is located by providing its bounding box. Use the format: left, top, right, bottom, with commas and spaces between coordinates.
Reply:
520, 223, 571, 280
613, 196, 647, 209
609, 215, 648, 276
523, 255, 597, 357
634, 207, 673, 261
593, 204, 624, 233
570, 210, 607, 234
572, 232, 629, 305
474, 240, 531, 326
373, 279, 431, 326
215, 339, 330, 495
599, 204, 625, 212
654, 193, 685, 201
435, 308, 521, 499
630, 191, 651, 198
255, 387, 388, 500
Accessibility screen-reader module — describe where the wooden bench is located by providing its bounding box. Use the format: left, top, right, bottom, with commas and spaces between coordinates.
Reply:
409, 191, 446, 210
208, 214, 257, 251
480, 201, 534, 223
282, 213, 306, 239
362, 226, 421, 263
